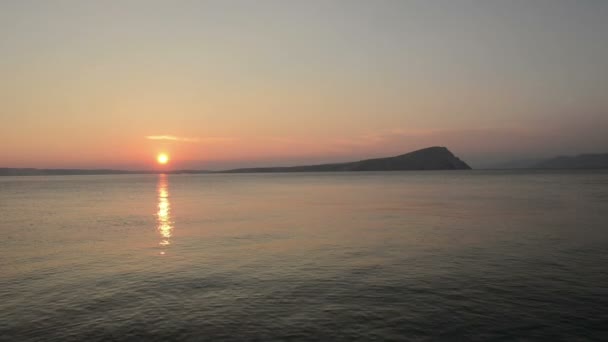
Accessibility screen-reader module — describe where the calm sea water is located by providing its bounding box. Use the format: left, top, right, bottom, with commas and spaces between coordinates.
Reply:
1, 171, 607, 341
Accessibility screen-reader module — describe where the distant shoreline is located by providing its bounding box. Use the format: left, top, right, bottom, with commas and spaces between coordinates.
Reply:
2, 146, 472, 176
4, 168, 608, 177
3, 148, 608, 176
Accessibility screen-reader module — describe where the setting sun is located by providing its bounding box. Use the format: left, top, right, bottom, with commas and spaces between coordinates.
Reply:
157, 153, 169, 165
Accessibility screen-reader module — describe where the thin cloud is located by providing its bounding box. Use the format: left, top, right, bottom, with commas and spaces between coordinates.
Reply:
146, 135, 235, 143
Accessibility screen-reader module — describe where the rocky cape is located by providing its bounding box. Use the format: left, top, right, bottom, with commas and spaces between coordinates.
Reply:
221, 147, 471, 173
1, 146, 471, 176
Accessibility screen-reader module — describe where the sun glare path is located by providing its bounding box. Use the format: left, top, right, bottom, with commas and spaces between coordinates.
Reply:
157, 174, 173, 255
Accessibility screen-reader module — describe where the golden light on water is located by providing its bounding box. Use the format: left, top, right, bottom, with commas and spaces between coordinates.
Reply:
157, 174, 173, 254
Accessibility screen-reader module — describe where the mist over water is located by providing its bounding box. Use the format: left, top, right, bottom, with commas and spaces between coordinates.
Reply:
1, 171, 607, 341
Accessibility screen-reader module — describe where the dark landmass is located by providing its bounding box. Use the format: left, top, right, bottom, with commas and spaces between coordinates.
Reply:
484, 158, 543, 169
222, 146, 471, 173
14, 150, 608, 175
532, 153, 608, 169
0, 146, 470, 176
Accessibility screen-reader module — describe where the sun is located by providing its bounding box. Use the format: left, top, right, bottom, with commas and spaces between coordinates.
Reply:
157, 153, 169, 165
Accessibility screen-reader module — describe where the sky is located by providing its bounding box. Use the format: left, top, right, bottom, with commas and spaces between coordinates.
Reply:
1, 0, 607, 169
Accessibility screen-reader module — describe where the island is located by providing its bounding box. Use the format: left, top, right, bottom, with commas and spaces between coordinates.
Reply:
222, 146, 471, 173
0, 146, 471, 176
533, 153, 608, 169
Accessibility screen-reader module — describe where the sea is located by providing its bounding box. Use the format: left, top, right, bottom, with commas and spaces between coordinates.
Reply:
1, 170, 607, 341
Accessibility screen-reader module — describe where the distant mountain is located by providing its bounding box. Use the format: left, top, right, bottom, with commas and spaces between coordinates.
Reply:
1, 147, 471, 176
222, 146, 471, 173
533, 153, 608, 169
483, 158, 543, 169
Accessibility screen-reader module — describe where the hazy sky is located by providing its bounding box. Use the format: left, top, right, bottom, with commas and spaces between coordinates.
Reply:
1, 0, 607, 169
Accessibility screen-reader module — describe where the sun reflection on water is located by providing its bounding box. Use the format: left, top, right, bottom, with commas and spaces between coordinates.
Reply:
157, 174, 173, 254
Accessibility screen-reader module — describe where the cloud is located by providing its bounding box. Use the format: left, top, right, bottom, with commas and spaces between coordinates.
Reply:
145, 135, 235, 143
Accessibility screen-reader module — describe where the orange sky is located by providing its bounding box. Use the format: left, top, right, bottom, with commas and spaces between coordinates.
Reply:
1, 1, 607, 169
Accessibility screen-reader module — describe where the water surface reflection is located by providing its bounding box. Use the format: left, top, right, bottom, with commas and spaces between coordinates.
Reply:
156, 174, 173, 254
